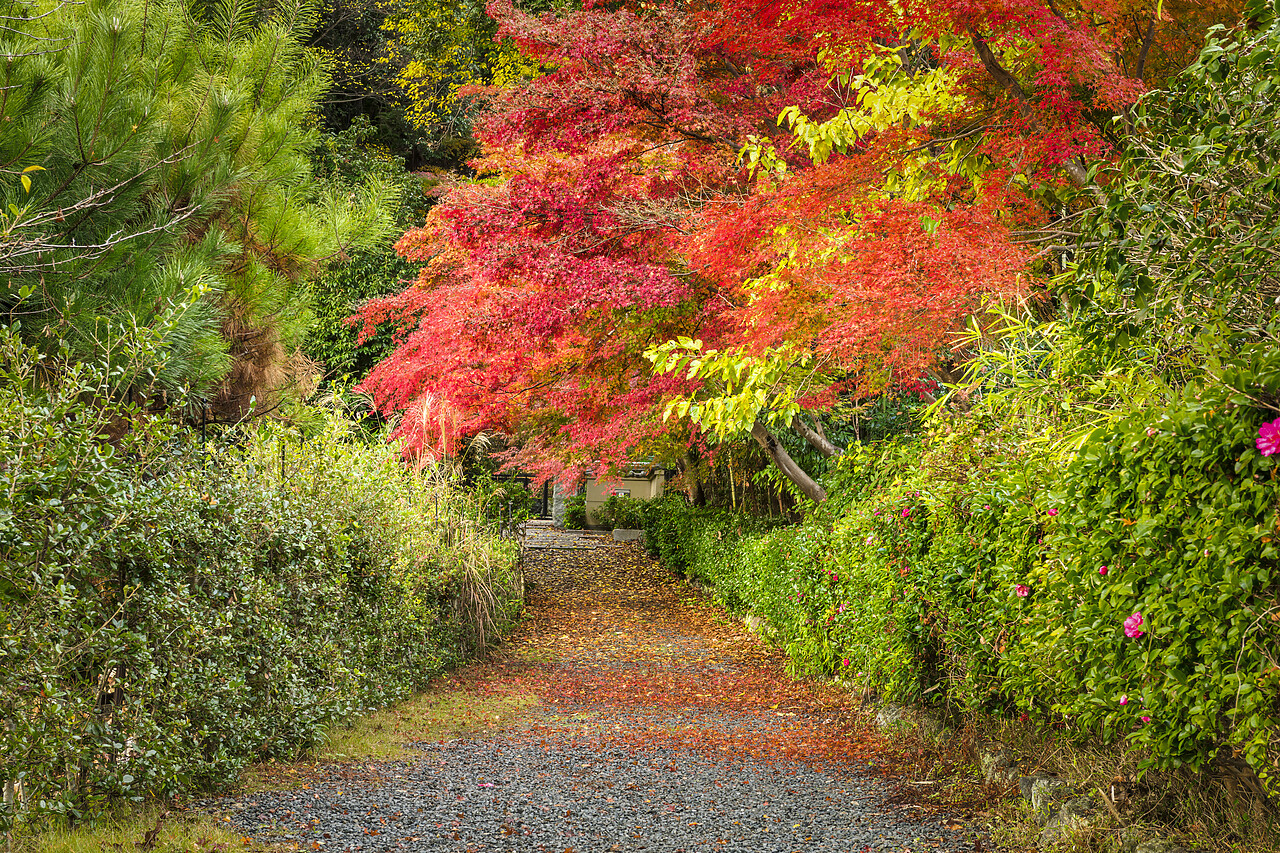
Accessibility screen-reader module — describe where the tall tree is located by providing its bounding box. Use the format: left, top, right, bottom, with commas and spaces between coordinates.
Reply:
356, 0, 1240, 497
0, 0, 395, 417
306, 0, 542, 167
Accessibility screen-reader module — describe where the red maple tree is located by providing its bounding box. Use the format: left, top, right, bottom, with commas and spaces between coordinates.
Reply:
355, 0, 1237, 495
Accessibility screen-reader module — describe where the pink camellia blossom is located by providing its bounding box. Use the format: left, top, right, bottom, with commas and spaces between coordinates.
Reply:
842, 658, 851, 667
1046, 508, 1058, 517
901, 507, 911, 518
1141, 716, 1152, 723
1258, 417, 1280, 456
1015, 584, 1031, 598
1119, 694, 1128, 705
1123, 612, 1146, 638
1099, 565, 1109, 576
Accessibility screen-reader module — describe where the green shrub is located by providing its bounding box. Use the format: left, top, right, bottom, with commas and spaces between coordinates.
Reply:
564, 494, 587, 529
0, 334, 521, 830
1029, 337, 1280, 787
469, 472, 539, 527
595, 495, 649, 529
638, 338, 1280, 792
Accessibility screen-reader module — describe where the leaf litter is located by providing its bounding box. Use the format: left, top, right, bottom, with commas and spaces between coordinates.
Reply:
207, 539, 987, 852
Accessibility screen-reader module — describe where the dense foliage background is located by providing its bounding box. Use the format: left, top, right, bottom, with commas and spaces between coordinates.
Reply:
0, 331, 522, 829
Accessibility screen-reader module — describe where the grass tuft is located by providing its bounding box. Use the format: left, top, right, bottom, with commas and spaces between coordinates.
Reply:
10, 807, 246, 853
962, 715, 1280, 853
318, 687, 540, 761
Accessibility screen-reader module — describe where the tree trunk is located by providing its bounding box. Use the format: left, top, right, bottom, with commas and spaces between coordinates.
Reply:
680, 452, 705, 506
750, 420, 827, 503
969, 32, 1100, 196
790, 414, 841, 458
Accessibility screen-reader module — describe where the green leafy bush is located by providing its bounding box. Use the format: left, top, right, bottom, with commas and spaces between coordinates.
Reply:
638, 338, 1280, 791
0, 334, 521, 830
1031, 336, 1280, 787
469, 472, 539, 527
564, 494, 587, 530
595, 495, 649, 529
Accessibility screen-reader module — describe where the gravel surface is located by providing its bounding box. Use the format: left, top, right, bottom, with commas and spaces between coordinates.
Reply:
208, 539, 982, 853
220, 734, 966, 852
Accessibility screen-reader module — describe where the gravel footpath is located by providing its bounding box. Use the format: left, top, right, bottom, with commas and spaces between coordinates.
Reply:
210, 537, 981, 853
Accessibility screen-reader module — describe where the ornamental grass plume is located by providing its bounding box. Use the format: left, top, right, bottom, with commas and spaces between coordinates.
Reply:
1258, 417, 1280, 456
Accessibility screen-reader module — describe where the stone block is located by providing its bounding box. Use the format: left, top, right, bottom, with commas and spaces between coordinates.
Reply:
1037, 795, 1094, 849
875, 703, 907, 729
611, 528, 645, 542
977, 743, 1021, 785
1019, 773, 1057, 801
1030, 777, 1074, 824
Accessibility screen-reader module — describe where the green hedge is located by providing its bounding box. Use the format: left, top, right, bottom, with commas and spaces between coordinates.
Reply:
0, 336, 521, 829
639, 346, 1280, 792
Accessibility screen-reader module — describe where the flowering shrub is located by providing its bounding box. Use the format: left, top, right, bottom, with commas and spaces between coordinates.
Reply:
640, 425, 1051, 705
639, 339, 1280, 793
1259, 417, 1280, 456
1035, 338, 1280, 790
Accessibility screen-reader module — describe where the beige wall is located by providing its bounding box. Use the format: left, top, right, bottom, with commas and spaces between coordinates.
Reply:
583, 470, 665, 528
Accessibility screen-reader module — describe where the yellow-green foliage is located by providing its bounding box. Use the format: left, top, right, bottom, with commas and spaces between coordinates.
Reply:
360, 0, 538, 134
388, 0, 536, 131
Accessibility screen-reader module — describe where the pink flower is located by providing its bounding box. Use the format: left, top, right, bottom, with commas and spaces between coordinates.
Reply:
1015, 584, 1030, 598
1119, 694, 1128, 705
1123, 612, 1145, 638
1258, 417, 1280, 456
1099, 565, 1108, 576
1141, 716, 1151, 724
1046, 507, 1058, 517
838, 602, 846, 613
901, 507, 911, 518
842, 658, 850, 667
